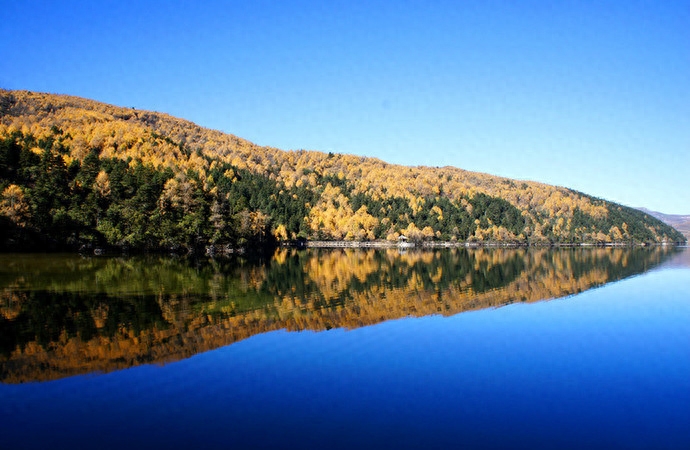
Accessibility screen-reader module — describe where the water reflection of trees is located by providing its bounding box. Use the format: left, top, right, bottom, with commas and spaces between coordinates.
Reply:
0, 247, 679, 383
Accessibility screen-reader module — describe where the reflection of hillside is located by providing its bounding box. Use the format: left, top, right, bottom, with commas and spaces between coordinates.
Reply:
661, 247, 690, 269
0, 247, 678, 383
0, 254, 269, 296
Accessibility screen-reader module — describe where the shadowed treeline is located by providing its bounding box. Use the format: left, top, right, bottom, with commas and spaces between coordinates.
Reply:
0, 247, 679, 383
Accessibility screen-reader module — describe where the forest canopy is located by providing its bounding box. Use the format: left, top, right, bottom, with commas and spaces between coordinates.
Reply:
0, 89, 685, 252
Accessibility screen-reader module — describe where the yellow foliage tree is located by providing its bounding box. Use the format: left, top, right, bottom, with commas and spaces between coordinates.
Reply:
0, 184, 30, 227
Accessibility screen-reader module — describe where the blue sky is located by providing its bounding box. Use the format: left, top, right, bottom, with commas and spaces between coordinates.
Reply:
1, 0, 688, 214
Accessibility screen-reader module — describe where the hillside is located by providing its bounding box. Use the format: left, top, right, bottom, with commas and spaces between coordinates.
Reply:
0, 89, 685, 252
637, 208, 690, 241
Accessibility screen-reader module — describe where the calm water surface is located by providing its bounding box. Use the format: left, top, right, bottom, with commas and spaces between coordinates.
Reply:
1, 247, 689, 449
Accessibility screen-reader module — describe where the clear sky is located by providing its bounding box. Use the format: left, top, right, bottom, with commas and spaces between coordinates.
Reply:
1, 0, 688, 214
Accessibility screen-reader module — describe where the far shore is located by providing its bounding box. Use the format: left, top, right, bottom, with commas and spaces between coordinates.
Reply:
298, 240, 681, 249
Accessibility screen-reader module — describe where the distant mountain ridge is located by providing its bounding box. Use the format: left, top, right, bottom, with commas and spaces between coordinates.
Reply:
0, 89, 685, 251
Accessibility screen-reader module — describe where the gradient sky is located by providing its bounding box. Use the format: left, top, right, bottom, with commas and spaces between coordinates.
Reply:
1, 0, 688, 214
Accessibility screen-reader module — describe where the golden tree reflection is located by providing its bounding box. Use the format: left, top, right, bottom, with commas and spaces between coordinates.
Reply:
0, 247, 678, 383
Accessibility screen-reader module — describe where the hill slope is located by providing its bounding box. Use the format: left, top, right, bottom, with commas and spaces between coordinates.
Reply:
0, 89, 685, 251
637, 208, 690, 240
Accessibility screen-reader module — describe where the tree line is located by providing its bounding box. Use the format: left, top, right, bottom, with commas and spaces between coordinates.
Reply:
0, 89, 685, 250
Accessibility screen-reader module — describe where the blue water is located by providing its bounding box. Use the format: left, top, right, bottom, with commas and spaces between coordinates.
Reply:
1, 265, 689, 449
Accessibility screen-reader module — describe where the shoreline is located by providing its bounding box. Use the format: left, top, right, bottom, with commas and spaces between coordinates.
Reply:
1, 240, 683, 257
299, 240, 682, 249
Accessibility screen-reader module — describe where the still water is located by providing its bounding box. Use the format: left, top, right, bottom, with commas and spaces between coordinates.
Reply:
1, 247, 689, 449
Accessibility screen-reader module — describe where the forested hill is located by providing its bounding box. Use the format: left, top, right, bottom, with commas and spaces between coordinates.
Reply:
0, 89, 684, 252
637, 208, 690, 241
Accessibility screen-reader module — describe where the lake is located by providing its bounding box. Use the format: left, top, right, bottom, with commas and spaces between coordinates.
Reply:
1, 247, 689, 449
